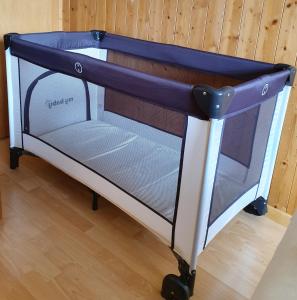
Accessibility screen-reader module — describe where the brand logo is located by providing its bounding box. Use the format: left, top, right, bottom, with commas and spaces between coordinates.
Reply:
45, 97, 74, 109
74, 62, 83, 73
262, 83, 269, 96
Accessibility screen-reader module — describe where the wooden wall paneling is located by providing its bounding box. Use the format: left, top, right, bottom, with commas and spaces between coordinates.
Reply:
219, 0, 244, 56
62, 0, 71, 31
203, 0, 227, 53
84, 0, 97, 30
69, 0, 78, 30
115, 0, 128, 35
161, 0, 179, 44
188, 0, 209, 50
126, 0, 139, 38
91, 0, 109, 30
274, 0, 297, 64
136, 0, 151, 40
269, 0, 297, 212
105, 0, 116, 32
173, 0, 193, 46
255, 0, 286, 63
52, 0, 64, 30
148, 0, 164, 42
236, 0, 265, 59
70, 0, 88, 31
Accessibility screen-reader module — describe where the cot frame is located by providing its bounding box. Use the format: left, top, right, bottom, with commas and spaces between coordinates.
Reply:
4, 31, 294, 299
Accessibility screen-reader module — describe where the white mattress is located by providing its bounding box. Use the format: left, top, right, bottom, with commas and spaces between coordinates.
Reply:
39, 118, 182, 221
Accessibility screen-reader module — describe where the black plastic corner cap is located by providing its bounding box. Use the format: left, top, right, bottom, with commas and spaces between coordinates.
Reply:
90, 30, 106, 41
193, 85, 235, 119
4, 33, 18, 50
274, 63, 296, 86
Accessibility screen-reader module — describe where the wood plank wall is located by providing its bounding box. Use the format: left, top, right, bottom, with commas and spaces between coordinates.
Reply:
0, 0, 63, 138
65, 0, 297, 215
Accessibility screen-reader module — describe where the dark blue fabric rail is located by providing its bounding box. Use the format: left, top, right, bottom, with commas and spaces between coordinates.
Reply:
9, 31, 292, 119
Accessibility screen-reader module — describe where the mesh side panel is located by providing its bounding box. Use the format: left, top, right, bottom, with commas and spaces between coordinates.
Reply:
20, 61, 184, 222
105, 88, 185, 136
19, 59, 99, 136
209, 96, 277, 224
107, 50, 243, 87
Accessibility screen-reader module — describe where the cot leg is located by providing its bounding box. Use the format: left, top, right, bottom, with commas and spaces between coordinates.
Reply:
92, 191, 99, 211
161, 253, 196, 300
244, 196, 267, 216
10, 147, 23, 170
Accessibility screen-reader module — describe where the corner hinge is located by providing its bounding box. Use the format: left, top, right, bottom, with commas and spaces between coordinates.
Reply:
274, 64, 296, 86
4, 33, 18, 50
90, 30, 106, 41
193, 85, 235, 119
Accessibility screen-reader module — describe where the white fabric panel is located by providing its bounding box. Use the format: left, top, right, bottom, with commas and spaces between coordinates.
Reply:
68, 48, 107, 61
19, 59, 100, 131
39, 119, 181, 221
29, 73, 87, 136
257, 86, 291, 199
174, 117, 211, 266
23, 133, 172, 243
5, 49, 22, 148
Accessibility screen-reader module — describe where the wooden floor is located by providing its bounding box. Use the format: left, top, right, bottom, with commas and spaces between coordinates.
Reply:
0, 139, 290, 300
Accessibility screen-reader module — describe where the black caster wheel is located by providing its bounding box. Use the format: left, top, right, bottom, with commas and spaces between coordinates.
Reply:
161, 274, 190, 300
244, 196, 267, 216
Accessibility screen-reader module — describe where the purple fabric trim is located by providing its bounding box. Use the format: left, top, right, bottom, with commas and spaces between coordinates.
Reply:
9, 32, 291, 119
100, 33, 275, 79
16, 31, 275, 79
226, 70, 289, 116
11, 38, 202, 117
18, 31, 99, 50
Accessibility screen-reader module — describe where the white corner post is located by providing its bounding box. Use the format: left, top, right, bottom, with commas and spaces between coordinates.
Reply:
256, 86, 292, 200
173, 116, 224, 270
5, 48, 22, 148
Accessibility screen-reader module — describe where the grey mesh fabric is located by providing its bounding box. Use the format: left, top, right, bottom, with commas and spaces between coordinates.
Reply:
19, 59, 99, 135
19, 56, 184, 222
39, 118, 181, 221
209, 96, 277, 224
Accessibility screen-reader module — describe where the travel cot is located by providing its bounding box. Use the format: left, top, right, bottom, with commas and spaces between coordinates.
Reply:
4, 31, 295, 300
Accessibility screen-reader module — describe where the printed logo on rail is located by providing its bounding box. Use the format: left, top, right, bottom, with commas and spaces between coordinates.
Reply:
261, 83, 269, 96
74, 62, 83, 74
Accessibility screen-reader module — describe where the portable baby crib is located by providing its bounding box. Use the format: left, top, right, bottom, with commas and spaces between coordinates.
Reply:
4, 31, 295, 300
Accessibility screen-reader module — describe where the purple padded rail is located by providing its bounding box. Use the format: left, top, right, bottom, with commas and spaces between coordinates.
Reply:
7, 31, 294, 119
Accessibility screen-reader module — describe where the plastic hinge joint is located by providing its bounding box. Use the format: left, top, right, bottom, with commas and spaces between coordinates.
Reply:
193, 85, 235, 119
4, 33, 18, 50
91, 30, 106, 41
274, 64, 296, 86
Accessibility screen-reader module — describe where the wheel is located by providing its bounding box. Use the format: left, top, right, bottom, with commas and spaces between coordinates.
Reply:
244, 196, 267, 216
161, 274, 190, 300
